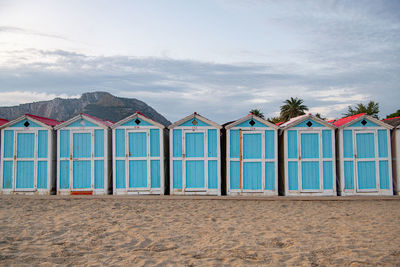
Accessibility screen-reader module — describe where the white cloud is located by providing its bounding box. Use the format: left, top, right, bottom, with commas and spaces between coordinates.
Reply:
0, 91, 79, 106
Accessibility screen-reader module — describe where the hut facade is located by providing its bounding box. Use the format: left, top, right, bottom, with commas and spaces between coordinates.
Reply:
169, 113, 222, 195
225, 114, 279, 195
55, 114, 112, 195
383, 116, 400, 195
334, 113, 393, 195
0, 114, 59, 194
279, 114, 337, 196
112, 112, 167, 195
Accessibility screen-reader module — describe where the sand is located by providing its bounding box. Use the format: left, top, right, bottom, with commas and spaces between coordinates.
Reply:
0, 196, 399, 266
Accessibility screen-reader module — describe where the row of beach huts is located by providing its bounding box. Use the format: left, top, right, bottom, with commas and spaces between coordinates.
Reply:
0, 111, 399, 196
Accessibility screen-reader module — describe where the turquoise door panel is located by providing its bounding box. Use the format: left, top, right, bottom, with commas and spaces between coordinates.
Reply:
301, 161, 320, 190
185, 132, 204, 157
208, 160, 218, 189
2, 161, 13, 189
230, 161, 240, 189
94, 160, 104, 189
243, 133, 262, 159
115, 160, 126, 189
150, 160, 160, 188
37, 161, 47, 189
73, 133, 91, 158
186, 160, 204, 188
60, 160, 70, 189
16, 161, 34, 189
17, 133, 35, 158
129, 132, 147, 157
37, 130, 48, 158
243, 162, 262, 190
73, 161, 91, 189
129, 160, 147, 188
173, 160, 182, 189
357, 161, 376, 189
301, 133, 319, 159
356, 133, 375, 158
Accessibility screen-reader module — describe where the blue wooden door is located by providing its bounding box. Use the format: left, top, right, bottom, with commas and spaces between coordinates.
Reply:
128, 131, 149, 189
184, 131, 205, 189
72, 132, 92, 189
300, 132, 321, 191
242, 132, 263, 191
15, 132, 35, 190
355, 132, 377, 191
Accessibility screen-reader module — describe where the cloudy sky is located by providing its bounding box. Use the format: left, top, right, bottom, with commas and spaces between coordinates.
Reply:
0, 0, 399, 123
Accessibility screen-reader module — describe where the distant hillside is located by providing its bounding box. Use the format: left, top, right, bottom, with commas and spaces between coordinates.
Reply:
0, 92, 171, 126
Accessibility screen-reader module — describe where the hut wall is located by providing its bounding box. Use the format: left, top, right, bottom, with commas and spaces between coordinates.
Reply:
112, 117, 166, 195
337, 118, 392, 195
57, 118, 111, 195
1, 120, 56, 194
226, 120, 278, 195
282, 119, 336, 196
169, 120, 221, 195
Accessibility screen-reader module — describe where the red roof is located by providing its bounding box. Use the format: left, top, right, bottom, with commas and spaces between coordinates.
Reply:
382, 116, 400, 121
0, 118, 9, 126
332, 113, 365, 127
81, 113, 112, 127
275, 121, 284, 126
26, 114, 60, 127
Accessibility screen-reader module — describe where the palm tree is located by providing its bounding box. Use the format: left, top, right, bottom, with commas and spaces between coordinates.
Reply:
315, 113, 326, 120
267, 116, 282, 124
280, 97, 309, 121
344, 101, 379, 119
249, 109, 265, 119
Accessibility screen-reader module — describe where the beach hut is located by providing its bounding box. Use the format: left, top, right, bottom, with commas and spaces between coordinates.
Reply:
55, 113, 112, 195
382, 116, 400, 195
279, 114, 336, 196
333, 113, 393, 195
111, 112, 167, 195
0, 114, 59, 194
224, 114, 279, 195
169, 113, 222, 195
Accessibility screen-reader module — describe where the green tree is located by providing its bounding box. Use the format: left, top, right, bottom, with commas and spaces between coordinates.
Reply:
386, 109, 400, 119
267, 116, 282, 124
280, 97, 309, 121
344, 101, 379, 119
249, 109, 265, 119
315, 113, 326, 120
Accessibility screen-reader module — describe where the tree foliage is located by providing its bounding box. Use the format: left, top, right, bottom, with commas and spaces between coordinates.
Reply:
343, 101, 379, 119
249, 109, 265, 119
280, 97, 309, 121
386, 109, 400, 119
267, 116, 282, 124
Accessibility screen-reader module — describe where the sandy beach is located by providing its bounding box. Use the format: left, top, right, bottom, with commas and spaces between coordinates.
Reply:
0, 196, 399, 266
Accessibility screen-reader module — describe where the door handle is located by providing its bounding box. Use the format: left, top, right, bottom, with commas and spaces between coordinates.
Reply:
182, 153, 185, 159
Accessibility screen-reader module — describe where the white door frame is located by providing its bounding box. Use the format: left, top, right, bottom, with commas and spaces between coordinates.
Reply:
70, 130, 94, 191
298, 130, 323, 193
126, 129, 151, 191
353, 130, 379, 192
241, 130, 265, 193
14, 130, 37, 192
182, 129, 207, 192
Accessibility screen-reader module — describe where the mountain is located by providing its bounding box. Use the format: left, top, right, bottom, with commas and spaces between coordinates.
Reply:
0, 92, 171, 126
